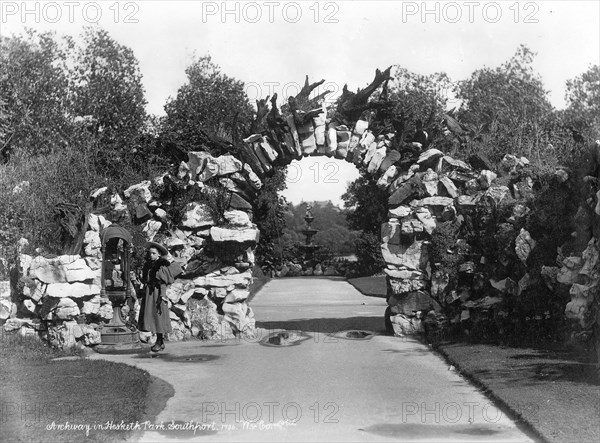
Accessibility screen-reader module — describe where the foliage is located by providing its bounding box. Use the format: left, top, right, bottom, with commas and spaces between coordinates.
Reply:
71, 28, 147, 141
455, 45, 561, 164
162, 55, 253, 153
254, 168, 288, 267
383, 67, 452, 144
0, 28, 168, 263
341, 170, 388, 235
350, 232, 385, 277
0, 30, 73, 158
561, 64, 600, 143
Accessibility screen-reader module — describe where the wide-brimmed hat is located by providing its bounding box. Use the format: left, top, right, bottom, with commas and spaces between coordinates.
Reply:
144, 241, 168, 256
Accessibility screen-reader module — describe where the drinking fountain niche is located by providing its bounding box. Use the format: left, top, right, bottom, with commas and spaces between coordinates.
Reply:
96, 226, 144, 353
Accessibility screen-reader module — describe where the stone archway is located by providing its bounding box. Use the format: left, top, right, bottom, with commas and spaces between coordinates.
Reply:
7, 68, 501, 346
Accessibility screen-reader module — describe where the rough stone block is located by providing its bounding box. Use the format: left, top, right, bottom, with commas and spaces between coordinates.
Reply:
388, 290, 434, 314
381, 240, 429, 270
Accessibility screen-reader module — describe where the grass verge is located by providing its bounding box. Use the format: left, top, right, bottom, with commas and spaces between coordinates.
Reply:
0, 332, 151, 442
432, 341, 600, 443
347, 275, 387, 298
246, 265, 271, 303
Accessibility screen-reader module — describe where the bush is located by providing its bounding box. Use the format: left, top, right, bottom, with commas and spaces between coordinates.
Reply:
349, 232, 385, 277
0, 133, 167, 270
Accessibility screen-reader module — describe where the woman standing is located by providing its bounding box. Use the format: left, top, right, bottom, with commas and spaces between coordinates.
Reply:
138, 241, 181, 352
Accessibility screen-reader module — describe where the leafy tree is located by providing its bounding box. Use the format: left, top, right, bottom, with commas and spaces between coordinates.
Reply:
163, 55, 253, 153
342, 171, 388, 235
383, 67, 452, 144
0, 28, 166, 261
455, 45, 557, 162
353, 231, 385, 276
341, 170, 388, 275
72, 27, 147, 133
70, 27, 151, 178
562, 64, 600, 142
0, 30, 73, 158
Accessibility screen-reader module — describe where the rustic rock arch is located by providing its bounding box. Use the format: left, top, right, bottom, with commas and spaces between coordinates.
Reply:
7, 68, 511, 346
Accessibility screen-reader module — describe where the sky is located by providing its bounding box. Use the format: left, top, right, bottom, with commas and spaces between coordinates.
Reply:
1, 1, 599, 206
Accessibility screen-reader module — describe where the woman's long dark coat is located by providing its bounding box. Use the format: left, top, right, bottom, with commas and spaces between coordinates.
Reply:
138, 258, 180, 334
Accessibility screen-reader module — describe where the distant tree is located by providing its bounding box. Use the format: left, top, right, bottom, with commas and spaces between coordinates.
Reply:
281, 201, 357, 256
341, 172, 388, 235
163, 55, 253, 153
341, 170, 387, 275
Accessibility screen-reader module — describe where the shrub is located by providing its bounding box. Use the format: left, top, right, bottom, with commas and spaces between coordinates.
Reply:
350, 232, 385, 277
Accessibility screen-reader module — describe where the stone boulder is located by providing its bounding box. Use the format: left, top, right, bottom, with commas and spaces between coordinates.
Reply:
45, 282, 101, 299
46, 321, 78, 349
124, 181, 152, 203
166, 279, 195, 303
0, 299, 16, 320
197, 155, 242, 182
388, 290, 435, 314
210, 226, 259, 243
73, 324, 101, 346
181, 202, 215, 229
381, 240, 429, 270
188, 297, 235, 340
223, 210, 252, 227
224, 289, 250, 303
515, 229, 536, 264
222, 302, 256, 338
193, 270, 252, 288
422, 169, 439, 196
54, 298, 80, 320
81, 295, 101, 315
389, 313, 424, 336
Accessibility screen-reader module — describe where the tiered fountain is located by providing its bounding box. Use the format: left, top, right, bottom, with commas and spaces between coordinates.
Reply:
298, 204, 321, 261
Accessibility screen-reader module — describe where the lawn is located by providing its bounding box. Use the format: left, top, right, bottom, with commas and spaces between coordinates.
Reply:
434, 341, 600, 443
246, 265, 271, 303
0, 332, 151, 442
347, 275, 387, 298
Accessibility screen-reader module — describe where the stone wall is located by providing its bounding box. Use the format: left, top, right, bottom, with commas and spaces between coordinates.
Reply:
561, 141, 600, 358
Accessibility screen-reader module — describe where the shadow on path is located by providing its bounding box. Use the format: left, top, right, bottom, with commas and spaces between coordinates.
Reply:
256, 316, 388, 335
